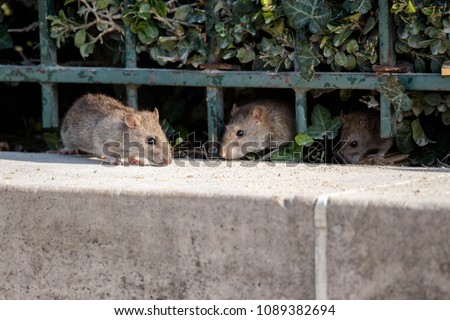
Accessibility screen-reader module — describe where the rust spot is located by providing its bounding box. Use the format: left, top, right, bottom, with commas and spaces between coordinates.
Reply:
372, 64, 411, 73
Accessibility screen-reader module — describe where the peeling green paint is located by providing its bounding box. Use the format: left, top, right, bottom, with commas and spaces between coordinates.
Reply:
1, 66, 449, 90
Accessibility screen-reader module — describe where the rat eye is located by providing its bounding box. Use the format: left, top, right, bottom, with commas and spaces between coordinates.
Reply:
350, 140, 358, 147
147, 137, 156, 145
236, 130, 245, 137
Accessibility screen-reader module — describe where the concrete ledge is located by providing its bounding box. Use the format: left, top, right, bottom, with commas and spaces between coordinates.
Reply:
1, 152, 449, 299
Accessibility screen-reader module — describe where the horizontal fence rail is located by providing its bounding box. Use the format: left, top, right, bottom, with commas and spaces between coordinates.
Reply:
1, 66, 449, 91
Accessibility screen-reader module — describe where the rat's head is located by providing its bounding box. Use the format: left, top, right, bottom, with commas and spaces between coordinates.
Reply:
336, 112, 377, 164
219, 103, 272, 159
124, 109, 172, 166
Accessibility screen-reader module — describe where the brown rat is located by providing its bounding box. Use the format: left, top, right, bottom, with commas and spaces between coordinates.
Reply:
220, 100, 296, 159
60, 93, 172, 166
335, 110, 394, 164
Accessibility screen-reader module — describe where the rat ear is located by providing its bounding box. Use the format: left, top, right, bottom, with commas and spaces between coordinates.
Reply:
230, 103, 238, 117
363, 117, 376, 130
153, 107, 159, 121
251, 106, 263, 123
125, 113, 141, 129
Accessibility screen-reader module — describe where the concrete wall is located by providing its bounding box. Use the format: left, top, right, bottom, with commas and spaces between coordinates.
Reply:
1, 152, 450, 299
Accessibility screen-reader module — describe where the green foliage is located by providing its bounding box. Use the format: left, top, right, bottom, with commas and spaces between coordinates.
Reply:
0, 24, 13, 51
379, 75, 412, 112
270, 132, 314, 162
42, 131, 61, 150
292, 0, 378, 79
379, 76, 450, 159
48, 0, 124, 59
46, 0, 379, 75
422, 92, 450, 125
411, 118, 431, 146
282, 0, 331, 33
396, 119, 416, 153
272, 103, 339, 162
307, 104, 341, 139
123, 0, 207, 67
392, 0, 450, 72
214, 0, 295, 70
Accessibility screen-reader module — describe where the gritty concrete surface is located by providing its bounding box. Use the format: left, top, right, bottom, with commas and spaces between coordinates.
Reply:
0, 151, 449, 299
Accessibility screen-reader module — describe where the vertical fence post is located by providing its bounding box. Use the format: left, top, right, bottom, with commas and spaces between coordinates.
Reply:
125, 0, 138, 109
38, 0, 58, 128
294, 32, 308, 134
205, 0, 224, 154
378, 0, 396, 138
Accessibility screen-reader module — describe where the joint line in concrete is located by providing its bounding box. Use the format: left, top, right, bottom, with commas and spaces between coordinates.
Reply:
314, 194, 328, 300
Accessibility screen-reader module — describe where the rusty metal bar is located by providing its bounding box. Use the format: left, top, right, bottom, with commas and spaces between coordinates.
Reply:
205, 0, 224, 149
294, 31, 308, 134
38, 0, 58, 128
378, 0, 397, 138
124, 0, 138, 109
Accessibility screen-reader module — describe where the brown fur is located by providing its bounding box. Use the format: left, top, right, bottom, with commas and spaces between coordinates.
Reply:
60, 93, 172, 165
220, 100, 296, 159
336, 110, 393, 164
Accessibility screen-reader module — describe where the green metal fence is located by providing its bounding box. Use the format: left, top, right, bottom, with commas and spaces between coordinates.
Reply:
0, 0, 449, 146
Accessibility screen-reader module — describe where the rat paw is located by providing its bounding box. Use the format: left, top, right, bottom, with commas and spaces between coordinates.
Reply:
129, 159, 146, 165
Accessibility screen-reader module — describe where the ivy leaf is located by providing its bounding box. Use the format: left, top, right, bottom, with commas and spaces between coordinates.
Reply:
42, 132, 61, 151
343, 0, 372, 15
96, 20, 108, 32
295, 42, 321, 81
424, 93, 442, 106
58, 9, 68, 23
396, 120, 415, 153
295, 133, 314, 147
271, 133, 314, 162
344, 54, 357, 70
79, 41, 95, 59
174, 5, 192, 21
442, 109, 450, 126
153, 0, 167, 18
177, 39, 191, 64
236, 45, 255, 63
222, 48, 237, 60
424, 103, 436, 116
157, 36, 178, 51
283, 0, 331, 33
414, 56, 426, 72
437, 103, 447, 112
334, 51, 347, 66
189, 54, 207, 68
380, 76, 412, 111
96, 0, 110, 10
363, 16, 376, 35
138, 3, 151, 19
346, 39, 358, 53
411, 119, 429, 146
333, 29, 352, 47
0, 25, 13, 51
307, 104, 341, 139
150, 47, 169, 66
270, 145, 299, 161
187, 9, 206, 24
233, 0, 256, 14
74, 29, 86, 48
215, 22, 227, 37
